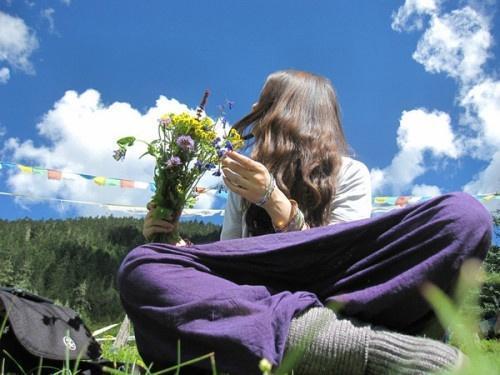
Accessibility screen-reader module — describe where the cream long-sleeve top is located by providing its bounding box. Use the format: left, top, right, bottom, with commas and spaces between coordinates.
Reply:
220, 156, 372, 240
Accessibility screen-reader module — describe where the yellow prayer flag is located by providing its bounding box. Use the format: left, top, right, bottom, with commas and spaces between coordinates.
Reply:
18, 165, 33, 174
94, 176, 106, 186
374, 197, 389, 204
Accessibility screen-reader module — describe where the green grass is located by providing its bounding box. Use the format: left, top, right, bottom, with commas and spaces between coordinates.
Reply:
2, 260, 499, 374
99, 340, 218, 374
422, 260, 500, 374
99, 338, 500, 374
100, 340, 145, 369
478, 339, 500, 367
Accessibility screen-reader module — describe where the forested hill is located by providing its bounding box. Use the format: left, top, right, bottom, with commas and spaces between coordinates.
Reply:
0, 217, 221, 329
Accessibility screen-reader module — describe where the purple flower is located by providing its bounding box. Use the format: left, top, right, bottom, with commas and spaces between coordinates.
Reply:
225, 140, 233, 151
159, 117, 172, 127
205, 162, 216, 170
113, 149, 126, 161
212, 168, 222, 176
176, 135, 195, 151
217, 149, 225, 158
194, 160, 203, 171
166, 156, 182, 168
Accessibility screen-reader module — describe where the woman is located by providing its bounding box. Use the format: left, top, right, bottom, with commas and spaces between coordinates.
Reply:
119, 70, 492, 374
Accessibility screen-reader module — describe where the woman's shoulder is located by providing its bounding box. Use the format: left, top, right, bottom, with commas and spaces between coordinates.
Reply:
338, 156, 370, 183
330, 156, 372, 223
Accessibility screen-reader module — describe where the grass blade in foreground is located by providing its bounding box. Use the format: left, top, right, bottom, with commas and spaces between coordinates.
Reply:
422, 259, 500, 374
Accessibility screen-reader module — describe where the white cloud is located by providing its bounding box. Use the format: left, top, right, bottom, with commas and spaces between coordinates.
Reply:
371, 149, 425, 195
384, 1, 499, 199
460, 79, 500, 157
41, 8, 56, 34
371, 109, 460, 194
2, 90, 224, 216
391, 0, 440, 32
463, 151, 500, 213
0, 125, 6, 138
61, 0, 71, 5
411, 184, 442, 196
397, 109, 459, 157
413, 6, 491, 83
0, 67, 10, 84
464, 152, 500, 194
0, 11, 39, 74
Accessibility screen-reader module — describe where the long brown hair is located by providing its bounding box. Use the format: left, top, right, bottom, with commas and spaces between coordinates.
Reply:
233, 70, 348, 235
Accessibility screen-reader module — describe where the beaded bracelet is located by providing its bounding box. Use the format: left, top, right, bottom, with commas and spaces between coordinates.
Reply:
273, 199, 306, 233
255, 173, 276, 207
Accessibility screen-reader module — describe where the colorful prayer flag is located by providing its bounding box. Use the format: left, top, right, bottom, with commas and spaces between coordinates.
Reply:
33, 167, 48, 177
105, 178, 121, 187
133, 181, 149, 189
94, 176, 106, 186
120, 180, 135, 188
48, 170, 62, 180
18, 165, 33, 174
62, 172, 82, 180
395, 196, 410, 207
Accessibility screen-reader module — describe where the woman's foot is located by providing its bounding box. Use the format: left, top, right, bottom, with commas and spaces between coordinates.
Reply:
285, 307, 464, 374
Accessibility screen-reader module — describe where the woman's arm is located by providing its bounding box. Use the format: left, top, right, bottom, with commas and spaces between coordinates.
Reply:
220, 191, 244, 240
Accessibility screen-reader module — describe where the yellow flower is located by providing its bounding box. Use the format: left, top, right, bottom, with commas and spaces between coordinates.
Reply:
169, 113, 216, 141
227, 128, 244, 150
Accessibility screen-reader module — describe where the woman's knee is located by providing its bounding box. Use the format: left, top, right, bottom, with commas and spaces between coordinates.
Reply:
442, 192, 491, 230
117, 244, 180, 306
440, 192, 492, 256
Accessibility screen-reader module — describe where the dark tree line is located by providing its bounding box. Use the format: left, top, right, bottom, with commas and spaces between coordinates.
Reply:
480, 215, 500, 318
0, 215, 498, 329
0, 217, 221, 329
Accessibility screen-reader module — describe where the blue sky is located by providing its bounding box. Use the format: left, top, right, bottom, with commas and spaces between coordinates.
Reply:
0, 0, 499, 225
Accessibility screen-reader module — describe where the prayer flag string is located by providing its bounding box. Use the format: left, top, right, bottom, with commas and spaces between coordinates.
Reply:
0, 191, 224, 216
1, 161, 498, 212
0, 190, 498, 215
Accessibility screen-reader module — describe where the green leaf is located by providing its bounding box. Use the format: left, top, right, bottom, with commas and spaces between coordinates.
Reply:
117, 136, 136, 147
185, 196, 197, 209
155, 207, 173, 220
147, 144, 157, 155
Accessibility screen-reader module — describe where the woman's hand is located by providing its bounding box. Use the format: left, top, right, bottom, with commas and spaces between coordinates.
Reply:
222, 151, 307, 231
143, 202, 187, 246
221, 151, 271, 204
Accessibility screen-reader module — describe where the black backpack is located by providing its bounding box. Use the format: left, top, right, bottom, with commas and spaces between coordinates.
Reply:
0, 287, 142, 374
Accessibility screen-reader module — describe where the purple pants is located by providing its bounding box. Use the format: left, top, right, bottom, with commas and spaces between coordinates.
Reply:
118, 193, 492, 374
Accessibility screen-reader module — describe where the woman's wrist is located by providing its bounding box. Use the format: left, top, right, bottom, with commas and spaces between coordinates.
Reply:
262, 187, 293, 229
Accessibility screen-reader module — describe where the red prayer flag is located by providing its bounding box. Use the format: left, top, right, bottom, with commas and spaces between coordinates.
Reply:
396, 196, 410, 207
48, 170, 62, 180
120, 179, 135, 188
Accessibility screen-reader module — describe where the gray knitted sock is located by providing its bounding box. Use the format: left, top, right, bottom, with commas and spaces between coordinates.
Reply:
285, 307, 370, 374
366, 329, 462, 375
285, 307, 463, 375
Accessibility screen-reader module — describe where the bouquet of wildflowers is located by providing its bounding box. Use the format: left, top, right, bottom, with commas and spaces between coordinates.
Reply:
113, 91, 243, 244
